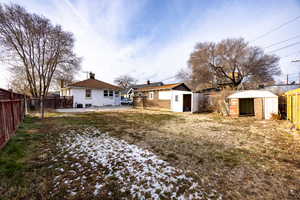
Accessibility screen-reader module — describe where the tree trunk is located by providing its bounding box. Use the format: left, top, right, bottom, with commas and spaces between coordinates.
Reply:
40, 95, 45, 119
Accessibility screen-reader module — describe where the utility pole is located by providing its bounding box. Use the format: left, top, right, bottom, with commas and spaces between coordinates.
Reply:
287, 74, 289, 84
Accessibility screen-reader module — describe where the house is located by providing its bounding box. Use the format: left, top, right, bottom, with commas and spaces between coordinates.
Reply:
133, 82, 193, 112
227, 90, 278, 120
121, 81, 163, 99
60, 74, 121, 108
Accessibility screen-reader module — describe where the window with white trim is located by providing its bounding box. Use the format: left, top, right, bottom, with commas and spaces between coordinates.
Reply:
109, 90, 114, 97
175, 95, 179, 102
115, 91, 120, 97
85, 89, 92, 98
104, 90, 108, 97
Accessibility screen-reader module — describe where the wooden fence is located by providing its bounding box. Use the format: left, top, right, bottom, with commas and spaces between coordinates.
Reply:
0, 89, 25, 149
28, 96, 73, 110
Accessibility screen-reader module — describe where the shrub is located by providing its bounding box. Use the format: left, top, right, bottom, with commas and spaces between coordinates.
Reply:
270, 113, 282, 120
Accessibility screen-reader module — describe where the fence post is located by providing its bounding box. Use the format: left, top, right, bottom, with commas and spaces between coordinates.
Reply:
10, 91, 15, 131
24, 95, 28, 115
54, 96, 57, 109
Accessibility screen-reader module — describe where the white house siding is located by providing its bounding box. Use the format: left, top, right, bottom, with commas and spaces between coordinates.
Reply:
158, 91, 172, 100
263, 97, 278, 119
60, 88, 70, 96
70, 88, 121, 108
171, 91, 193, 112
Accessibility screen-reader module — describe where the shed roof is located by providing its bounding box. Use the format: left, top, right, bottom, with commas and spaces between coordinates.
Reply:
227, 90, 278, 99
67, 78, 121, 90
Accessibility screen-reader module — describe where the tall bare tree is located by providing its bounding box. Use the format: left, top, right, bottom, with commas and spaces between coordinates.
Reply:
181, 38, 280, 90
114, 75, 137, 88
8, 62, 80, 93
0, 4, 80, 118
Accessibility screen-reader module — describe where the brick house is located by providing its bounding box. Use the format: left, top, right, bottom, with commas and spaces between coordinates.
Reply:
133, 83, 193, 112
227, 90, 278, 120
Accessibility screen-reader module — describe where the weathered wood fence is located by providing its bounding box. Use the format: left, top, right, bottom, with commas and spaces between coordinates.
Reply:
0, 88, 25, 149
28, 96, 73, 110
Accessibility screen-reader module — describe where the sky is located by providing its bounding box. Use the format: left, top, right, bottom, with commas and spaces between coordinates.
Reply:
0, 0, 300, 88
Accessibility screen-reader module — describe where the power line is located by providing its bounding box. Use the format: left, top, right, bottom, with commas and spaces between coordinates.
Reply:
280, 50, 300, 59
263, 34, 300, 49
160, 75, 177, 82
250, 15, 300, 42
267, 41, 300, 54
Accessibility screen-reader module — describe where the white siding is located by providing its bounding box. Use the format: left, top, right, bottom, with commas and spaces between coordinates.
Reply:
264, 97, 278, 120
60, 88, 70, 96
158, 91, 172, 100
70, 88, 121, 108
191, 93, 201, 113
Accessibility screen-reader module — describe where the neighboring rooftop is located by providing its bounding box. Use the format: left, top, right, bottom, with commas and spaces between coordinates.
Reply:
227, 90, 277, 99
136, 83, 190, 92
122, 81, 164, 94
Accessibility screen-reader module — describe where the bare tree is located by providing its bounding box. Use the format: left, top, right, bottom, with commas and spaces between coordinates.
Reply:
114, 75, 137, 88
0, 4, 81, 118
8, 65, 31, 95
183, 38, 280, 89
8, 62, 80, 92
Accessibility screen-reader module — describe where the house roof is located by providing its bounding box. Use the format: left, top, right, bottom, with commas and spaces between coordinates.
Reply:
67, 78, 121, 90
136, 83, 189, 92
121, 82, 164, 94
227, 90, 278, 99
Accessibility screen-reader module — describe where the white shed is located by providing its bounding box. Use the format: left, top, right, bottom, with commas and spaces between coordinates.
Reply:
227, 90, 278, 120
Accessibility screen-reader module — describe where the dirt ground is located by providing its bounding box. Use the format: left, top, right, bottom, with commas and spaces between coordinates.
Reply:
1, 109, 299, 199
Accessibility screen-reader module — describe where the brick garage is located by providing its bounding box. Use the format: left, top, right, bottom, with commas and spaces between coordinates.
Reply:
228, 90, 278, 120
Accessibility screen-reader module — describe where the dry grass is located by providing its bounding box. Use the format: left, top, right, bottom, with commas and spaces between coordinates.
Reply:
1, 109, 299, 199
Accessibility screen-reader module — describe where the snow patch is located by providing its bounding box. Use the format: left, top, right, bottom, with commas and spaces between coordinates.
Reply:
54, 127, 220, 199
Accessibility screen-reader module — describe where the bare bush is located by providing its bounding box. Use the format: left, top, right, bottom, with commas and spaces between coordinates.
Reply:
209, 88, 235, 116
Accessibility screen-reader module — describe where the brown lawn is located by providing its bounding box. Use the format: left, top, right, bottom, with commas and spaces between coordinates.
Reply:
0, 109, 299, 199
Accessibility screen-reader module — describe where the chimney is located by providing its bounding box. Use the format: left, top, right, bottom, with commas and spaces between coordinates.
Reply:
147, 80, 150, 85
89, 72, 95, 79
60, 80, 64, 88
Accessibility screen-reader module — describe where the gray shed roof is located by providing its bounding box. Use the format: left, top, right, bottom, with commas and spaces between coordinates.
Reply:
227, 90, 278, 99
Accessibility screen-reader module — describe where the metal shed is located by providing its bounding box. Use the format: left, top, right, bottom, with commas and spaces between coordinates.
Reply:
227, 90, 278, 120
285, 88, 300, 129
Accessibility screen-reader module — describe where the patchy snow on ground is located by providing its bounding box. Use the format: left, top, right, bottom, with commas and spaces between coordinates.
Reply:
53, 127, 220, 199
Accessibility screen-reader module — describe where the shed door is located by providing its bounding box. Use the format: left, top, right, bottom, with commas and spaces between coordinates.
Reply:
264, 98, 278, 120
239, 98, 254, 116
183, 94, 191, 112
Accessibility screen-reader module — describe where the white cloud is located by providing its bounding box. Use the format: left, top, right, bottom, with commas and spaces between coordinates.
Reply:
0, 0, 299, 88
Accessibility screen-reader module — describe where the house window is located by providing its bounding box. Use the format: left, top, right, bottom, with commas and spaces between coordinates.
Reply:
115, 91, 120, 97
86, 89, 91, 98
104, 90, 114, 97
175, 95, 179, 102
104, 90, 108, 97
149, 92, 154, 100
85, 104, 92, 108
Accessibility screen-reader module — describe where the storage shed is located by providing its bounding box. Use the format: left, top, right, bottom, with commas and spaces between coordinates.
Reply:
227, 90, 278, 120
285, 88, 300, 129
